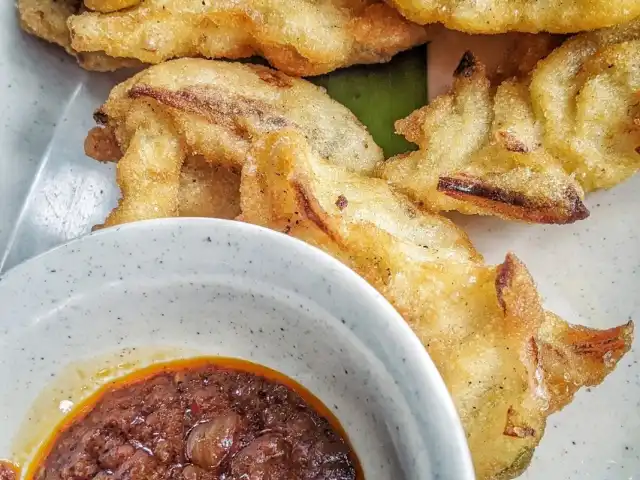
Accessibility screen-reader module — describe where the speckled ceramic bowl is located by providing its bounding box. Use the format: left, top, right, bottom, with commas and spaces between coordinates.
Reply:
0, 218, 473, 479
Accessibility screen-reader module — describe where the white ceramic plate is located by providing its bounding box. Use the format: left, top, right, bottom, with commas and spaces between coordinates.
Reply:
0, 3, 638, 478
0, 218, 474, 479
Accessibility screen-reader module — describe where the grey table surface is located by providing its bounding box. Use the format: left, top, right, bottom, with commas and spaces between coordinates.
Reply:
0, 5, 130, 272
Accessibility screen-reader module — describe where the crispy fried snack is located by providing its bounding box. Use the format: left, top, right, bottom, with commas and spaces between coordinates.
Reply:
65, 0, 429, 76
378, 53, 589, 224
85, 127, 241, 220
379, 21, 640, 225
17, 0, 139, 71
84, 0, 140, 13
531, 19, 640, 192
385, 0, 640, 34
86, 59, 383, 227
178, 157, 240, 219
240, 129, 633, 479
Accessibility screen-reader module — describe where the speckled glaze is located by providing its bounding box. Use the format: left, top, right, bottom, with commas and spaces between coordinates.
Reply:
0, 219, 474, 479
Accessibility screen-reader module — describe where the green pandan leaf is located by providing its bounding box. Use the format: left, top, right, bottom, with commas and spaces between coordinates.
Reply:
311, 46, 427, 158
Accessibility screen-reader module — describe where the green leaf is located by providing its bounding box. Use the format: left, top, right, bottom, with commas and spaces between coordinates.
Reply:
311, 46, 427, 158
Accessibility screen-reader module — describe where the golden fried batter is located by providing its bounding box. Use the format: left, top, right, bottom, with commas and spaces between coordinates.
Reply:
386, 0, 640, 34
381, 23, 640, 224
240, 129, 633, 479
18, 0, 139, 71
85, 127, 241, 220
66, 0, 429, 76
378, 53, 589, 224
86, 56, 634, 480
178, 157, 240, 219
87, 59, 383, 227
84, 0, 140, 13
531, 19, 640, 192
18, 0, 80, 50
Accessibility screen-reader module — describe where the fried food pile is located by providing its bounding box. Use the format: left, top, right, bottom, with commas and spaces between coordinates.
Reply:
85, 60, 634, 479
379, 19, 640, 224
86, 59, 383, 227
386, 0, 640, 34
18, 0, 430, 75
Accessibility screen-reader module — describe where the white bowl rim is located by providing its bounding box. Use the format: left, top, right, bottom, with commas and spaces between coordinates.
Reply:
0, 217, 475, 479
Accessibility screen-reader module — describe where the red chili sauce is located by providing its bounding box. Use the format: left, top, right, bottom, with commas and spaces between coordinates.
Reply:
26, 358, 361, 480
0, 462, 18, 480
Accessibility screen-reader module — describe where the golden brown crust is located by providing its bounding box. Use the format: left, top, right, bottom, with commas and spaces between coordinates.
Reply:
178, 157, 241, 219
17, 0, 139, 71
63, 0, 428, 76
128, 84, 291, 138
84, 0, 140, 13
239, 129, 633, 479
19, 0, 428, 74
386, 0, 640, 34
18, 0, 81, 50
531, 19, 640, 192
386, 23, 640, 220
437, 174, 589, 224
378, 52, 589, 225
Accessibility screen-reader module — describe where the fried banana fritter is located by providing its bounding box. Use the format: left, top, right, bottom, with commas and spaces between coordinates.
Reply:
18, 0, 138, 71
87, 59, 383, 227
378, 54, 589, 224
65, 0, 429, 76
531, 19, 640, 193
240, 129, 633, 479
386, 0, 640, 34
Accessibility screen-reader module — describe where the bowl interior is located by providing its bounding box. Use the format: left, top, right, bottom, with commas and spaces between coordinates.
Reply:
0, 219, 473, 479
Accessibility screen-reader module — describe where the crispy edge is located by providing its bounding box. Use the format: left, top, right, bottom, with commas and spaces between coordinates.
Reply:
437, 174, 589, 224
393, 52, 590, 225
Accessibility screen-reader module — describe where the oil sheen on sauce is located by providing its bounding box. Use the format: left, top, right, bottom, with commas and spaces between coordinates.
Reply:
25, 357, 363, 480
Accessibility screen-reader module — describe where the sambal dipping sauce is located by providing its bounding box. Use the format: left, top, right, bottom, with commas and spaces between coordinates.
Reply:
28, 358, 360, 480
0, 461, 18, 480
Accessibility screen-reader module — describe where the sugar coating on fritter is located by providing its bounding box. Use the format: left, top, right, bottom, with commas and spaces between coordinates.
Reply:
64, 0, 429, 76
240, 129, 633, 480
386, 0, 640, 34
86, 59, 383, 227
